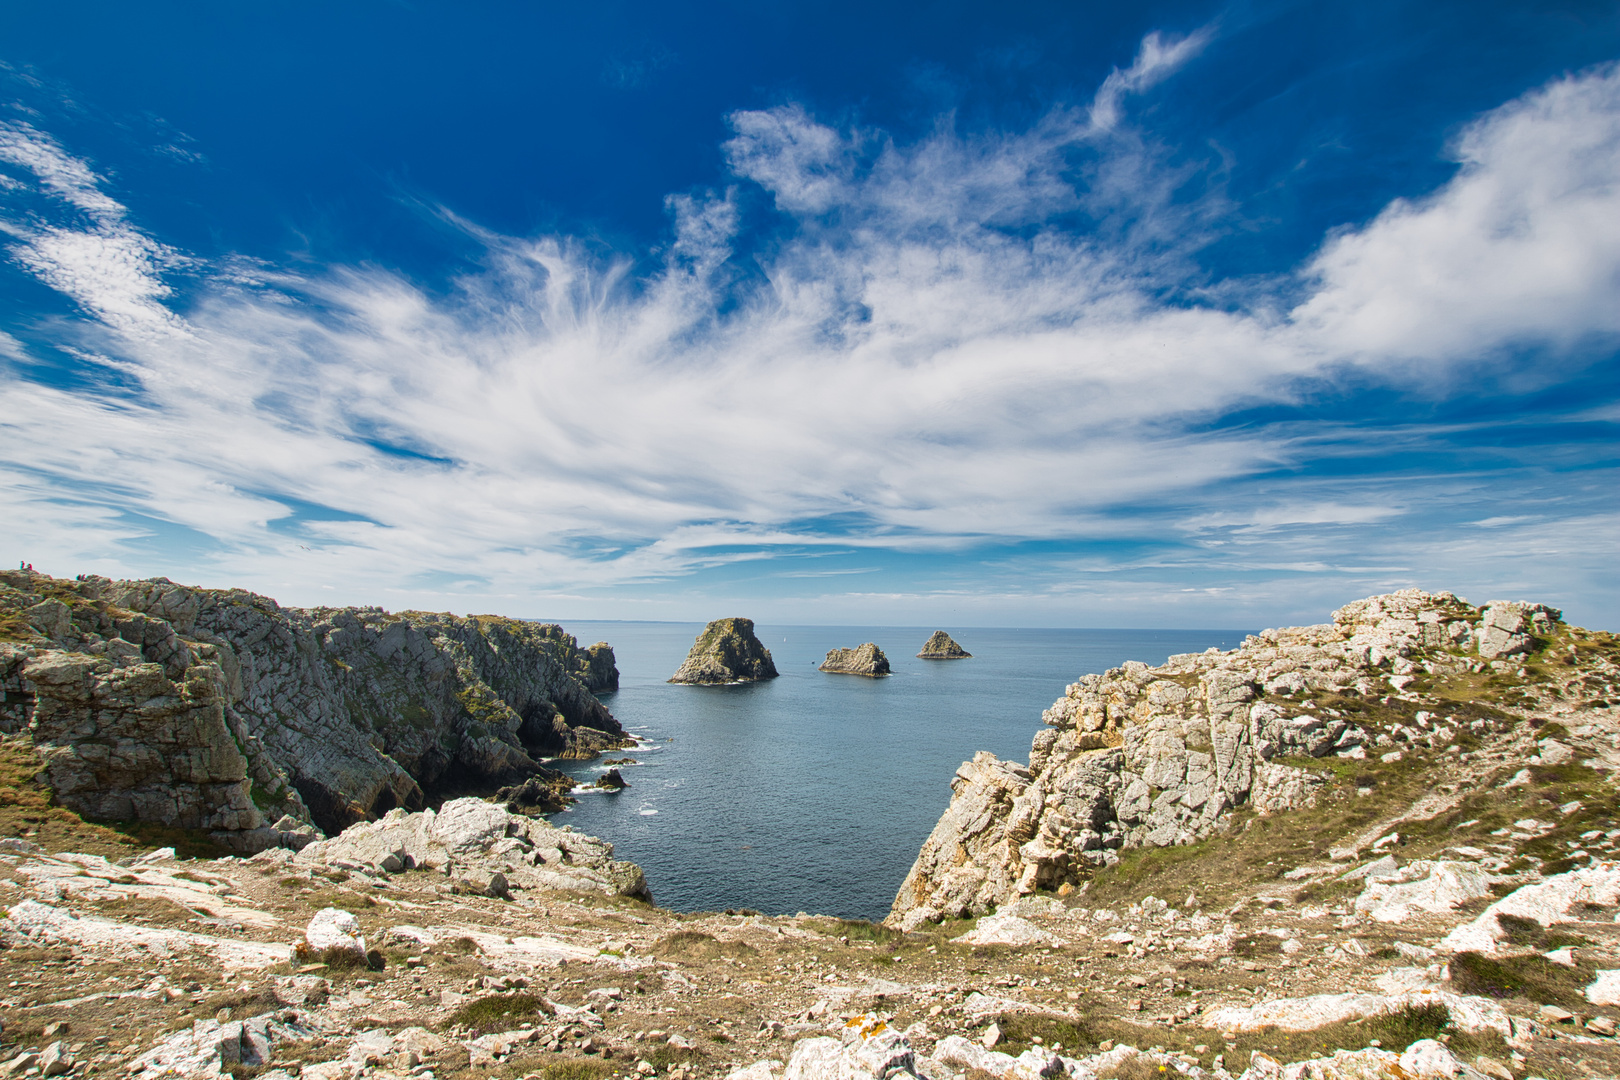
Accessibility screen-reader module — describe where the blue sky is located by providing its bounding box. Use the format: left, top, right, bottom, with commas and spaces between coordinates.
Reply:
1, 1, 1618, 629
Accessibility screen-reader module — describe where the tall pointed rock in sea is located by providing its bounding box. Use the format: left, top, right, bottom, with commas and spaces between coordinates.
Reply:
917, 631, 971, 659
669, 617, 780, 684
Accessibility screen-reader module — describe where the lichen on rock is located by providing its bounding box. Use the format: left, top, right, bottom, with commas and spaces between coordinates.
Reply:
820, 642, 891, 677
668, 617, 779, 684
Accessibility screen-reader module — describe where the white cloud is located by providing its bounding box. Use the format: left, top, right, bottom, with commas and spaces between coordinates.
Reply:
0, 121, 192, 336
1292, 62, 1620, 362
0, 46, 1617, 624
1088, 28, 1214, 133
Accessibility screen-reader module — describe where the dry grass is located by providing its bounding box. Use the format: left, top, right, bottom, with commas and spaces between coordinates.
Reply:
987, 1000, 1505, 1072
649, 931, 757, 960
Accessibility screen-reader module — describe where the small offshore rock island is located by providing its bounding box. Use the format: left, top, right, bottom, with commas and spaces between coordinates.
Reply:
918, 630, 971, 659
819, 642, 891, 677
668, 616, 780, 684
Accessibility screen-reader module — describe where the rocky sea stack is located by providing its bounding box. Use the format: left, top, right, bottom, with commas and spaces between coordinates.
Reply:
918, 630, 971, 659
819, 642, 892, 677
668, 617, 779, 684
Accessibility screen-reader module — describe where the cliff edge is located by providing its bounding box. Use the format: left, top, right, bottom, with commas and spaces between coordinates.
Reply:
0, 570, 627, 849
887, 589, 1581, 928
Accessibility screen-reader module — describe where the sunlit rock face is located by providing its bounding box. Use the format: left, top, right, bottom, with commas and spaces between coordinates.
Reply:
917, 631, 971, 660
887, 588, 1563, 926
0, 569, 626, 846
669, 617, 780, 684
820, 642, 891, 677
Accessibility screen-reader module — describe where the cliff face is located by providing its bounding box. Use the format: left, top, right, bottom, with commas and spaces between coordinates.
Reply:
669, 617, 779, 684
820, 643, 892, 676
887, 589, 1570, 928
0, 571, 626, 846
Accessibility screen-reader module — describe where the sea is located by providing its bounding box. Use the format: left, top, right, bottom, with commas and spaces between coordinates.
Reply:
545, 623, 1249, 923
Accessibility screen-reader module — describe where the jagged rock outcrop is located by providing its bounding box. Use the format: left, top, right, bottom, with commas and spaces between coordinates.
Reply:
292, 796, 651, 902
0, 570, 627, 847
887, 589, 1566, 927
574, 642, 620, 692
820, 642, 891, 677
917, 631, 971, 659
669, 617, 779, 684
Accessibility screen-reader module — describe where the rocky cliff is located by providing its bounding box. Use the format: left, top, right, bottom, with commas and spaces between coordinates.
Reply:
5, 585, 1620, 1080
820, 643, 892, 677
918, 631, 971, 659
0, 570, 627, 848
888, 589, 1580, 928
669, 618, 779, 684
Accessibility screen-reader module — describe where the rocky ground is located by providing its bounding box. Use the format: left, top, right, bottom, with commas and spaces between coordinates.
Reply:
3, 591, 1620, 1080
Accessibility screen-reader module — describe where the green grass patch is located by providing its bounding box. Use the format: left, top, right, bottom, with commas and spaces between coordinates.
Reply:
533, 1060, 617, 1080
1449, 951, 1599, 1011
444, 993, 548, 1035
808, 917, 904, 945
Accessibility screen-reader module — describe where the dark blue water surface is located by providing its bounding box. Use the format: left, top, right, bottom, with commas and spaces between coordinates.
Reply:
546, 624, 1248, 922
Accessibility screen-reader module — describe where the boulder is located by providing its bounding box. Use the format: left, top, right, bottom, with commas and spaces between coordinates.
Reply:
1204, 990, 1515, 1040
1476, 600, 1559, 658
295, 797, 653, 902
819, 643, 892, 677
917, 631, 971, 659
951, 913, 1067, 947
669, 618, 779, 684
1588, 970, 1620, 1006
305, 908, 366, 958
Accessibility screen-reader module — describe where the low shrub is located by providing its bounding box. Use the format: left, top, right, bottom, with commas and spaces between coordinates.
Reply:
444, 992, 548, 1035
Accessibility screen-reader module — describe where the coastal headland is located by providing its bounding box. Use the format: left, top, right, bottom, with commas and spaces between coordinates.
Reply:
2, 577, 1619, 1080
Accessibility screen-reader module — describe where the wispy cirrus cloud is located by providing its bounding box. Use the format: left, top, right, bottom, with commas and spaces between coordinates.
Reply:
0, 121, 192, 336
0, 44, 1617, 625
1088, 28, 1214, 132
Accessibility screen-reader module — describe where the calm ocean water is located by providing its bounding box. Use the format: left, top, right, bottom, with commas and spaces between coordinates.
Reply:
545, 623, 1248, 922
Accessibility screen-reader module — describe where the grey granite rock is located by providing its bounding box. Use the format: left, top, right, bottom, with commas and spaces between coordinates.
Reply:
888, 588, 1561, 925
295, 797, 651, 902
917, 631, 971, 659
819, 642, 891, 677
0, 570, 627, 843
1476, 600, 1559, 659
669, 617, 779, 684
